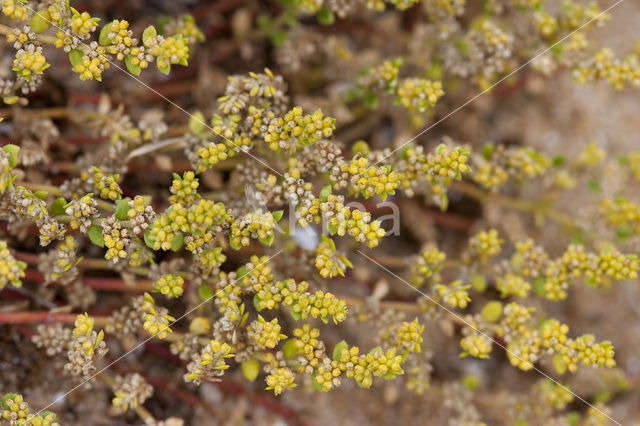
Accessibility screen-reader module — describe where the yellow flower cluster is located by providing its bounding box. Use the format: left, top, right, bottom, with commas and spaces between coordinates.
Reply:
314, 360, 342, 392
601, 197, 640, 235
154, 274, 185, 298
436, 280, 471, 309
194, 247, 226, 276
184, 340, 234, 384
170, 171, 200, 205
187, 199, 228, 234
262, 107, 335, 153
105, 20, 134, 60
338, 156, 398, 200
314, 235, 352, 278
410, 245, 446, 287
197, 143, 233, 171
12, 48, 49, 82
1, 393, 59, 426
253, 278, 308, 311
533, 380, 574, 410
92, 167, 122, 200
1, 0, 29, 20
265, 367, 297, 395
321, 194, 386, 248
460, 332, 493, 359
149, 35, 189, 70
229, 210, 276, 248
0, 240, 26, 290
73, 47, 111, 81
396, 78, 444, 114
467, 229, 503, 261
337, 346, 404, 388
496, 273, 530, 298
70, 9, 100, 36
293, 324, 323, 372
71, 313, 105, 358
395, 319, 424, 353
291, 290, 348, 324
247, 315, 286, 349
141, 293, 175, 339
574, 48, 640, 91
355, 57, 403, 95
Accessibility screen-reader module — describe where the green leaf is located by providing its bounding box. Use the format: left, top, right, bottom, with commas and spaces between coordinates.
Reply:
30, 10, 51, 34
88, 224, 104, 247
565, 412, 581, 426
229, 235, 243, 250
319, 185, 332, 202
269, 29, 287, 47
259, 234, 275, 246
142, 25, 157, 43
363, 91, 378, 109
3, 96, 19, 105
533, 277, 546, 297
68, 49, 84, 67
34, 190, 48, 199
115, 198, 131, 221
290, 308, 301, 320
470, 274, 487, 292
157, 63, 171, 75
480, 301, 503, 322
3, 144, 20, 168
99, 22, 114, 46
351, 140, 370, 156
170, 233, 184, 251
382, 371, 396, 379
241, 358, 260, 381
311, 372, 325, 391
1, 394, 18, 409
50, 197, 67, 216
253, 294, 262, 311
321, 234, 335, 251
143, 229, 156, 249
368, 346, 382, 356
282, 339, 298, 358
272, 210, 284, 222
462, 374, 479, 391
125, 55, 141, 76
198, 284, 213, 301
189, 111, 206, 135
552, 353, 567, 374
332, 340, 348, 361
317, 8, 335, 25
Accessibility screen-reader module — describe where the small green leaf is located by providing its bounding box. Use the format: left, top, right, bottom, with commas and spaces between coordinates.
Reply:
309, 372, 324, 391
317, 8, 335, 25
253, 294, 262, 311
189, 111, 206, 135
34, 190, 48, 199
125, 55, 141, 76
282, 339, 298, 358
552, 353, 567, 374
157, 63, 171, 75
533, 277, 546, 297
462, 374, 479, 391
198, 284, 214, 301
3, 144, 20, 168
565, 412, 581, 426
272, 210, 284, 222
290, 308, 301, 320
229, 235, 243, 250
319, 185, 332, 202
241, 358, 260, 381
99, 22, 114, 46
30, 10, 51, 34
115, 198, 131, 221
142, 25, 157, 42
171, 234, 184, 251
259, 234, 275, 246
3, 96, 19, 105
50, 197, 67, 216
88, 224, 104, 247
351, 140, 370, 156
143, 229, 156, 249
68, 49, 84, 67
1, 394, 18, 409
332, 340, 348, 361
470, 274, 487, 292
481, 301, 503, 323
